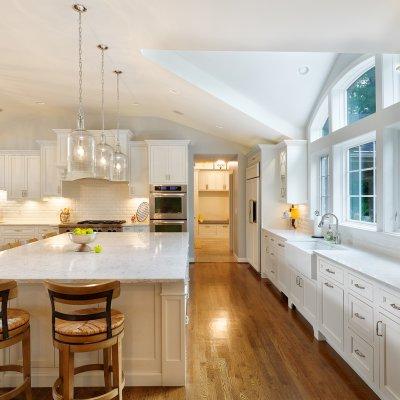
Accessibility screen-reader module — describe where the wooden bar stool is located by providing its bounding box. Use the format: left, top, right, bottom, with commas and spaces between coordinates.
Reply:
0, 280, 32, 400
44, 280, 125, 400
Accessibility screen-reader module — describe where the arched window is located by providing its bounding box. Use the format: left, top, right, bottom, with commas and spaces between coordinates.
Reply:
309, 96, 329, 141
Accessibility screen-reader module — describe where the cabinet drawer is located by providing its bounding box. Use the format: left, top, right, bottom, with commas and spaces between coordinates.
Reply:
348, 294, 374, 344
348, 273, 374, 302
198, 224, 217, 237
319, 259, 344, 285
347, 331, 374, 382
380, 289, 400, 320
2, 226, 36, 236
216, 225, 229, 238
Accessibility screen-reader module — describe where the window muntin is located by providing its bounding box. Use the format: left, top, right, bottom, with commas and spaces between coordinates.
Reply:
347, 141, 376, 223
320, 155, 329, 215
346, 67, 376, 124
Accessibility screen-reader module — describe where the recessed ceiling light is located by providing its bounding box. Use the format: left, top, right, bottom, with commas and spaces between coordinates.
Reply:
215, 125, 223, 129
173, 110, 184, 115
298, 66, 310, 75
169, 88, 180, 95
132, 102, 140, 106
35, 101, 45, 105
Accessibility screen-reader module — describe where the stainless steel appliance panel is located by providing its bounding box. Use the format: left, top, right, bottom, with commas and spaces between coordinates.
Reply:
149, 219, 187, 233
150, 185, 187, 220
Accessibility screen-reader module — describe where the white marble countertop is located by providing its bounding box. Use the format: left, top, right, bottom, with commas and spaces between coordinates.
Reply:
0, 221, 59, 226
263, 228, 316, 242
315, 246, 400, 292
0, 232, 189, 283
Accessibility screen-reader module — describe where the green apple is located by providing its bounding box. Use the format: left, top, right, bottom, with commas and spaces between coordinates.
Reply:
94, 244, 103, 253
86, 228, 94, 235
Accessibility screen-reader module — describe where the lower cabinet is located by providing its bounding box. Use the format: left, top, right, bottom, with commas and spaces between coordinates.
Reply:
277, 258, 290, 295
378, 312, 400, 400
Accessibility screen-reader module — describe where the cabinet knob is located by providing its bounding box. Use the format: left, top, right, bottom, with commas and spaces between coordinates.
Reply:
325, 268, 335, 274
354, 312, 365, 320
354, 283, 365, 289
354, 349, 365, 358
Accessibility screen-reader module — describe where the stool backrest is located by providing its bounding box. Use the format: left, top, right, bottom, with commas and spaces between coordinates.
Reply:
44, 280, 120, 340
0, 280, 18, 340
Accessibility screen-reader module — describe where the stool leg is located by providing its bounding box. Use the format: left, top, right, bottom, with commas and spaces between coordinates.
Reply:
103, 347, 112, 391
112, 337, 123, 400
22, 327, 32, 400
61, 345, 74, 400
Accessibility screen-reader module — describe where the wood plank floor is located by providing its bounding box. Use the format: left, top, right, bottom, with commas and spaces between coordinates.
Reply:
195, 237, 236, 262
14, 262, 378, 399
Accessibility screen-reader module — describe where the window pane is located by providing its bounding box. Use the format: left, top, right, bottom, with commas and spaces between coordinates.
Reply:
321, 196, 328, 215
361, 170, 374, 195
349, 171, 360, 195
361, 142, 374, 169
347, 67, 376, 124
321, 177, 328, 196
349, 146, 359, 171
321, 156, 328, 176
350, 197, 360, 220
322, 118, 329, 137
361, 197, 374, 222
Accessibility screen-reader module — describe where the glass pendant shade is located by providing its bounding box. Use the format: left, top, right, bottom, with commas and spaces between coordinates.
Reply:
67, 127, 95, 177
95, 136, 114, 180
113, 144, 128, 181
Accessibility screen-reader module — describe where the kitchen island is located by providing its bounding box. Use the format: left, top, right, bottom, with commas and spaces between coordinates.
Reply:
0, 232, 189, 388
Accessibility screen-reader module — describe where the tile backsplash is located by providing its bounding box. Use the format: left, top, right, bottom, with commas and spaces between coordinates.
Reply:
0, 179, 149, 224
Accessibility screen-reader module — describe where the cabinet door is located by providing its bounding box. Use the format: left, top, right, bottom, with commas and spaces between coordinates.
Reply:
129, 144, 149, 197
279, 149, 287, 202
8, 155, 26, 199
198, 171, 209, 191
0, 155, 6, 190
303, 276, 317, 321
168, 145, 187, 184
321, 279, 344, 350
291, 271, 303, 306
150, 145, 169, 184
378, 313, 400, 400
26, 156, 41, 199
223, 171, 230, 191
277, 260, 290, 295
41, 144, 60, 197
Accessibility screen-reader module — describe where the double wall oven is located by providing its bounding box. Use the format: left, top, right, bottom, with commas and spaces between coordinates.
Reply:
149, 185, 187, 232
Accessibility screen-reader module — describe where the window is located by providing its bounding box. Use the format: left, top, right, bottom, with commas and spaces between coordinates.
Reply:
310, 97, 329, 141
320, 155, 329, 215
347, 141, 376, 223
346, 67, 376, 124
322, 118, 330, 137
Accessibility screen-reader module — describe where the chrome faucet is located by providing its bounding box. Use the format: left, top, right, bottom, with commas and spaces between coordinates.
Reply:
318, 213, 341, 244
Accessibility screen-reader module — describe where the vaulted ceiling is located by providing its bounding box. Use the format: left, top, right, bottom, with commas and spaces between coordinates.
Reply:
0, 0, 398, 146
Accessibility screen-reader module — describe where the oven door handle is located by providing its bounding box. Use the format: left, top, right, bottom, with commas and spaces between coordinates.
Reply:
152, 193, 186, 197
152, 221, 185, 225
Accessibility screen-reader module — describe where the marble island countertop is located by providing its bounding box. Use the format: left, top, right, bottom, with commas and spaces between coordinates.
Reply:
0, 232, 189, 283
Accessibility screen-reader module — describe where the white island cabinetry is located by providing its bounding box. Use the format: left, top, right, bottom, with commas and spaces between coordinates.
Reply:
0, 232, 189, 388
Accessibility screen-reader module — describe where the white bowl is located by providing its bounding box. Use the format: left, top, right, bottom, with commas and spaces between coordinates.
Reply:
68, 232, 97, 252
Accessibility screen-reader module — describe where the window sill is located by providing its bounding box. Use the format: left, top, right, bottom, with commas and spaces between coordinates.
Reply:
340, 221, 377, 232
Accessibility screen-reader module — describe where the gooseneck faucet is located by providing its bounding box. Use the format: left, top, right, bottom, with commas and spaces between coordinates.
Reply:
318, 213, 341, 244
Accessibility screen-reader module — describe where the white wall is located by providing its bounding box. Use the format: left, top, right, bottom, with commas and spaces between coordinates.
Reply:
0, 111, 250, 259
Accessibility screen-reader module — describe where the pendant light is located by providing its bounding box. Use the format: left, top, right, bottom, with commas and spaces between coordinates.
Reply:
67, 4, 95, 178
113, 70, 128, 181
95, 44, 114, 180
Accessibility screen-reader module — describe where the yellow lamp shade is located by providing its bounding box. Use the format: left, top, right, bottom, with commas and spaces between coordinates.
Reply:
290, 207, 300, 219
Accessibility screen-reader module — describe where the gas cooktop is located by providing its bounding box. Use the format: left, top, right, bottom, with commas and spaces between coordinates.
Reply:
77, 220, 126, 225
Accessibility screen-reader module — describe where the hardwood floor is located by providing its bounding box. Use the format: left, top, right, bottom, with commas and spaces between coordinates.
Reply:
14, 262, 378, 399
195, 237, 236, 262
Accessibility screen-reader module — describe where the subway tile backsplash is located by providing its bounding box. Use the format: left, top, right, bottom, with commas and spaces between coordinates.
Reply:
0, 179, 148, 224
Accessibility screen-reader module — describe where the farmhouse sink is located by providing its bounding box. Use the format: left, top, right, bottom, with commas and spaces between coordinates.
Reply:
285, 240, 346, 279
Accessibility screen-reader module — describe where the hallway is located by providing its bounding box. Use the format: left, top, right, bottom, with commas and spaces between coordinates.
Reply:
28, 263, 377, 399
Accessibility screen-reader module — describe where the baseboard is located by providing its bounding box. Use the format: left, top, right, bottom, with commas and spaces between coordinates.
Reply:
234, 253, 248, 263
189, 257, 195, 263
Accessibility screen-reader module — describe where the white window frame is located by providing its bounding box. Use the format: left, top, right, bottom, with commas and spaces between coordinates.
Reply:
319, 154, 330, 215
342, 133, 377, 227
309, 96, 329, 142
382, 54, 400, 108
331, 57, 376, 131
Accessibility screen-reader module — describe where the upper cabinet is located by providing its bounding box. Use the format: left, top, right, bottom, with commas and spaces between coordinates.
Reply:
52, 129, 132, 181
129, 142, 149, 197
38, 141, 62, 197
146, 140, 190, 185
198, 170, 229, 191
0, 151, 41, 200
277, 140, 308, 205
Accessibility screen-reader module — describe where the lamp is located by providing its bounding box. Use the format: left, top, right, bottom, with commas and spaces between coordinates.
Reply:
215, 159, 226, 170
290, 204, 300, 229
95, 44, 114, 180
67, 4, 95, 178
113, 70, 128, 181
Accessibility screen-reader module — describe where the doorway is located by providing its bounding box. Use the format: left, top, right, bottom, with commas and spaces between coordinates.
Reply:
193, 155, 237, 263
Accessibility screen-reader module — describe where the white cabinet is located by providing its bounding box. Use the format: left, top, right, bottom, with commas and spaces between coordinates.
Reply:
320, 278, 344, 351
291, 271, 304, 306
277, 140, 307, 204
39, 141, 61, 197
0, 225, 58, 245
0, 155, 6, 190
129, 142, 149, 197
198, 224, 229, 238
303, 277, 317, 322
378, 312, 400, 400
198, 170, 229, 191
146, 140, 190, 185
3, 152, 41, 200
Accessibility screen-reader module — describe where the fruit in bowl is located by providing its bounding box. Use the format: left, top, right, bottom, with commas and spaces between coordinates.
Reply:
68, 228, 97, 252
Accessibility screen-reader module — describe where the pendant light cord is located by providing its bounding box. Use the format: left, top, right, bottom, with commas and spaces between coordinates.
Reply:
100, 45, 106, 142
114, 70, 122, 148
77, 7, 84, 130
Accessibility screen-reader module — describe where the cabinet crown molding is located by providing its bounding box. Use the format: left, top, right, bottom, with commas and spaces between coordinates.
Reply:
145, 140, 191, 146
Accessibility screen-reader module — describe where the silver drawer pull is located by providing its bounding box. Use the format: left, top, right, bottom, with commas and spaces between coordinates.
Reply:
354, 349, 365, 358
354, 283, 366, 289
354, 313, 365, 320
390, 303, 400, 311
324, 282, 334, 288
325, 268, 335, 274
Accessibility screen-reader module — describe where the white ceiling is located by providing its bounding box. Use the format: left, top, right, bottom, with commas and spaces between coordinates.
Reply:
1, 0, 398, 146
